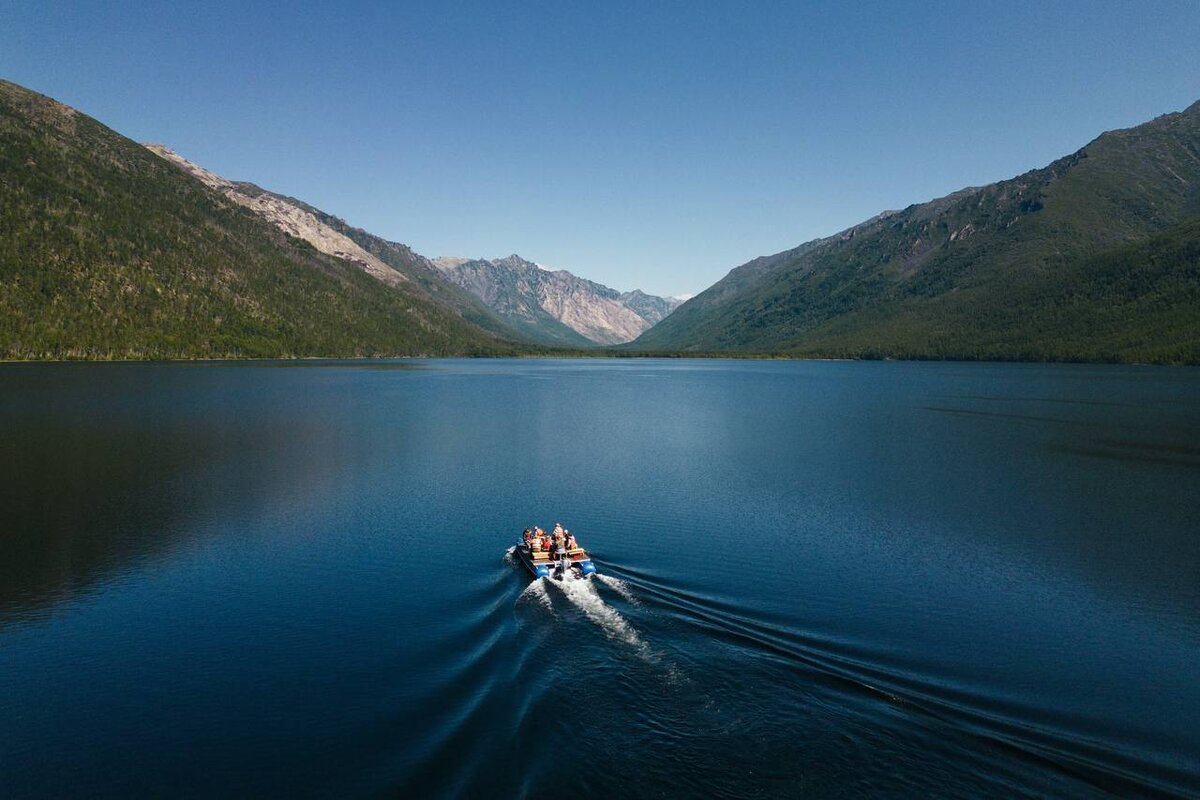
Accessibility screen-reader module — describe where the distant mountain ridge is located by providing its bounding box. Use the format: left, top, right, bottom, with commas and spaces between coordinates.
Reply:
632, 100, 1200, 363
146, 146, 681, 348
432, 255, 683, 345
143, 145, 540, 344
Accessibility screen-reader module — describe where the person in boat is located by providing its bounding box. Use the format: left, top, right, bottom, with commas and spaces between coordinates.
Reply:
522, 528, 533, 547
565, 531, 577, 551
541, 531, 553, 552
552, 527, 567, 564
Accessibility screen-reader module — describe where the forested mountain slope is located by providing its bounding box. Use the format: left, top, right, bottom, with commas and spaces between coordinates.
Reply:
633, 101, 1200, 363
0, 80, 517, 359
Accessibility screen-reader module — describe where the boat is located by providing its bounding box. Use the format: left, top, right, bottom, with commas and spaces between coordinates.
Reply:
513, 527, 597, 581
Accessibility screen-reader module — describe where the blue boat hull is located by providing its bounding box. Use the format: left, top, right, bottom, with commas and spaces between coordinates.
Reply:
514, 538, 596, 580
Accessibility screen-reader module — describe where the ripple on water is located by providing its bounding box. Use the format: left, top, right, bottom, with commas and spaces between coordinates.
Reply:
595, 574, 641, 605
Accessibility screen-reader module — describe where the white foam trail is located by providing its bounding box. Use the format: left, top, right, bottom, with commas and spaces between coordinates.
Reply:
502, 546, 517, 564
517, 578, 553, 610
596, 574, 640, 605
551, 577, 652, 659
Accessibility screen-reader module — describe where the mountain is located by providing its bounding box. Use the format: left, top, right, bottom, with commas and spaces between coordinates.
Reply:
633, 101, 1200, 363
144, 146, 682, 350
144, 145, 410, 286
432, 255, 683, 345
144, 146, 529, 344
618, 289, 680, 327
0, 79, 519, 359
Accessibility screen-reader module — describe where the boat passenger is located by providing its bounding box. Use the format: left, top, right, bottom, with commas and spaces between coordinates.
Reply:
541, 533, 553, 552
565, 532, 577, 551
522, 528, 533, 546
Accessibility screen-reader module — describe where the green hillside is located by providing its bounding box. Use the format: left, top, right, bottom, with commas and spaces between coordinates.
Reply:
0, 79, 519, 359
633, 101, 1200, 363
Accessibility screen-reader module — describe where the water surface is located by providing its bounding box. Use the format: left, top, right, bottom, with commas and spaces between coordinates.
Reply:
1, 359, 1197, 797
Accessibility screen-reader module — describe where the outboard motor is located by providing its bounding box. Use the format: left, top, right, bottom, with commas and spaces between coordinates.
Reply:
554, 544, 567, 580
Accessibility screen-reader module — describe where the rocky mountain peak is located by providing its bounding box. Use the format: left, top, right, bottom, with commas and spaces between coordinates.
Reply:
493, 254, 538, 271
433, 255, 683, 345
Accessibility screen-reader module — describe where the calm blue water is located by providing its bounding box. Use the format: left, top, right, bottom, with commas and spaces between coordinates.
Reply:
1, 359, 1198, 798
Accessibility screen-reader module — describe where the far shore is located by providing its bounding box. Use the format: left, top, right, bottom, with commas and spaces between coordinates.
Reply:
0, 352, 1194, 367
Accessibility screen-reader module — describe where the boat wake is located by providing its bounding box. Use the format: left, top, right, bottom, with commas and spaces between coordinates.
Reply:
549, 576, 654, 661
516, 577, 553, 611
595, 574, 640, 605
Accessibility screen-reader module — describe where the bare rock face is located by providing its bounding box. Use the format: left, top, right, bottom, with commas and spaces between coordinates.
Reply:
144, 145, 407, 286
537, 274, 649, 345
433, 255, 682, 345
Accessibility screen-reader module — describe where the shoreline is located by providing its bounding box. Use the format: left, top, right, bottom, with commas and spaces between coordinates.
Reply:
1, 352, 1196, 367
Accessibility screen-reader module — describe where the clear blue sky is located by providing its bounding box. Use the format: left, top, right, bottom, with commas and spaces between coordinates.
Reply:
3, 1, 1199, 296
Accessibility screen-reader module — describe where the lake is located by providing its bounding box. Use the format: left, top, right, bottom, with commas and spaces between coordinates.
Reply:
1, 359, 1197, 797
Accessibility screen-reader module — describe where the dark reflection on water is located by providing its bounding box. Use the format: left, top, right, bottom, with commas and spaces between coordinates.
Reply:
207, 358, 431, 370
0, 365, 362, 622
0, 360, 1197, 798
